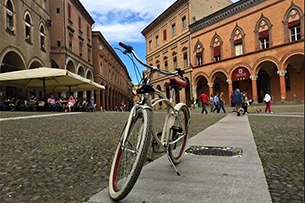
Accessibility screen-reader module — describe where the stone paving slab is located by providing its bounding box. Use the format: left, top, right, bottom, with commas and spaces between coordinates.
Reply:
87, 113, 272, 203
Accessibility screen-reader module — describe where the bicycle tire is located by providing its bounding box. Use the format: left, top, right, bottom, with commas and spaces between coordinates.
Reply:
109, 108, 152, 201
169, 104, 190, 164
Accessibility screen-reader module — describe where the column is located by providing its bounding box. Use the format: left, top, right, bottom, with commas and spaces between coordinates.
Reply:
95, 90, 101, 111
192, 85, 197, 99
226, 79, 233, 102
277, 70, 287, 101
250, 75, 258, 104
207, 83, 213, 95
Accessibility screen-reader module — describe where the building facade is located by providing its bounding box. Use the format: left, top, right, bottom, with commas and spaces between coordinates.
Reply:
190, 0, 304, 104
141, 0, 232, 107
142, 0, 304, 106
0, 0, 51, 98
0, 0, 132, 110
92, 31, 133, 111
49, 0, 96, 101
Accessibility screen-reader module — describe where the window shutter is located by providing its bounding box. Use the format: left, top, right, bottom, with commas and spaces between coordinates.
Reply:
234, 38, 242, 45
214, 46, 220, 56
259, 30, 269, 40
288, 19, 300, 28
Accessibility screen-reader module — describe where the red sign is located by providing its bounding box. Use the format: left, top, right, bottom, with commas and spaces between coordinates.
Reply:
232, 67, 250, 81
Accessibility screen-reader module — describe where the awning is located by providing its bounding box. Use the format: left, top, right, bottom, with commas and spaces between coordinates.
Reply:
0, 67, 105, 98
232, 67, 250, 81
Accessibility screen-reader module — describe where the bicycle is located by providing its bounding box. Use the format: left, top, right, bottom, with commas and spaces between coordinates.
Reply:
108, 42, 191, 201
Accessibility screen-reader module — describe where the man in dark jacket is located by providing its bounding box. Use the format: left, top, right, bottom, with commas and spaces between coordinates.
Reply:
233, 88, 243, 116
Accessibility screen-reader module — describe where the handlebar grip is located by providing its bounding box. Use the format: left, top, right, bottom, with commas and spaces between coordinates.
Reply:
119, 42, 128, 49
119, 42, 134, 53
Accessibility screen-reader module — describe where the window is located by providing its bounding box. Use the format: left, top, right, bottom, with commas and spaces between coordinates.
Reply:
194, 43, 203, 66
68, 34, 73, 51
259, 30, 269, 49
172, 23, 176, 36
196, 53, 203, 66
182, 16, 187, 29
6, 0, 14, 29
183, 52, 188, 68
289, 20, 301, 42
25, 14, 31, 41
164, 61, 168, 71
40, 26, 46, 50
78, 17, 82, 29
57, 40, 61, 47
79, 41, 83, 57
234, 39, 243, 56
156, 35, 159, 46
56, 8, 60, 13
88, 48, 91, 62
163, 29, 167, 41
149, 40, 152, 50
42, 0, 46, 9
214, 46, 221, 61
68, 4, 71, 19
87, 25, 90, 40
173, 56, 177, 68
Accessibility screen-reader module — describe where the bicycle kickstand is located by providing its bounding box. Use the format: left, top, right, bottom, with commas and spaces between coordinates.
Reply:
165, 145, 181, 176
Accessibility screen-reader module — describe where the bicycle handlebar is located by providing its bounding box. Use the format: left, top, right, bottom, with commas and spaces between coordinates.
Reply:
119, 42, 185, 78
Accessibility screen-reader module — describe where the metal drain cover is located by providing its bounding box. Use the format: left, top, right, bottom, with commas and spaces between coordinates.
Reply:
186, 146, 243, 157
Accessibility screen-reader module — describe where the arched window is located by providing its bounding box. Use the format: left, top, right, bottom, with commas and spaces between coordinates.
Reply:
231, 25, 245, 56
193, 40, 204, 66
6, 0, 14, 31
283, 3, 304, 43
255, 15, 272, 50
211, 34, 222, 62
25, 14, 32, 41
40, 25, 46, 50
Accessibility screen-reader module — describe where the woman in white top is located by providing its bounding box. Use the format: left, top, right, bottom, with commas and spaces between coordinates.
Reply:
263, 92, 272, 113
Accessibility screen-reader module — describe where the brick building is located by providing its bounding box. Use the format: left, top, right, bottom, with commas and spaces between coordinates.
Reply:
92, 31, 132, 111
141, 0, 233, 107
49, 0, 96, 101
190, 0, 304, 104
142, 0, 304, 106
0, 0, 51, 98
0, 0, 132, 110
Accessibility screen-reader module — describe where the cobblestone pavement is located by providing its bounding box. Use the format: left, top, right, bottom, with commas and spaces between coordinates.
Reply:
0, 104, 304, 202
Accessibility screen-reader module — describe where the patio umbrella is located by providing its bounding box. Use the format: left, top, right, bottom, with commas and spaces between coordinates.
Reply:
0, 67, 105, 98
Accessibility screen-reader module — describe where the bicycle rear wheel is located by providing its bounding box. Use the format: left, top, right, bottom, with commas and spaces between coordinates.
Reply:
169, 104, 190, 164
109, 108, 152, 201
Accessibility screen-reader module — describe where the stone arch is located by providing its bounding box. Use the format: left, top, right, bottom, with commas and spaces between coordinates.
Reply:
252, 56, 280, 75
1, 49, 26, 73
28, 57, 44, 68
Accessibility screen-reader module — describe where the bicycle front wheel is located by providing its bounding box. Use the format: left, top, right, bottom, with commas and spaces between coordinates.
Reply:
169, 104, 190, 164
109, 108, 152, 201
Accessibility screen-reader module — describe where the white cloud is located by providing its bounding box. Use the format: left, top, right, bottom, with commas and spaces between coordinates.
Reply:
80, 0, 176, 43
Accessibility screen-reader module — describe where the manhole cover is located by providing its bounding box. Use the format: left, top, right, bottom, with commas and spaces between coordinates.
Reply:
186, 146, 243, 157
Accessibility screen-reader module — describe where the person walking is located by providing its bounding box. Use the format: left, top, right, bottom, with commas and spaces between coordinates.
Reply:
233, 88, 243, 116
199, 91, 209, 114
264, 91, 273, 113
218, 92, 227, 113
230, 91, 236, 112
212, 92, 219, 113
209, 94, 214, 113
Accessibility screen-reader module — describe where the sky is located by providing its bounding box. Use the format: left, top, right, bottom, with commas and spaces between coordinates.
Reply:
80, 0, 239, 84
